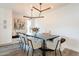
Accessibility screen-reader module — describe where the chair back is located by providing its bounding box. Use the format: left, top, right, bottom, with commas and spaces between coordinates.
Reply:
46, 37, 60, 50
27, 36, 42, 49
60, 38, 66, 43
55, 37, 66, 50
18, 34, 26, 44
54, 37, 61, 50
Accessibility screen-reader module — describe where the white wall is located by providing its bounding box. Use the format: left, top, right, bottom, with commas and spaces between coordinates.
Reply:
35, 4, 79, 52
0, 8, 12, 44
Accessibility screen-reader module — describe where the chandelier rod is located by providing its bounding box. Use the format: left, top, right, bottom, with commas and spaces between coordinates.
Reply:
39, 3, 42, 16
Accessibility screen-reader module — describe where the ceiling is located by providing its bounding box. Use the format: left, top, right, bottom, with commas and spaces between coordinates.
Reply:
0, 3, 69, 15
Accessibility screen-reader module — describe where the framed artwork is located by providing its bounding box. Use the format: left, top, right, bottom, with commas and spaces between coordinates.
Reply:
3, 20, 7, 29
14, 18, 25, 30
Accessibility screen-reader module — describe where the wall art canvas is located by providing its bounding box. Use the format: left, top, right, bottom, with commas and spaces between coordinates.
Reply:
3, 20, 7, 29
14, 18, 25, 30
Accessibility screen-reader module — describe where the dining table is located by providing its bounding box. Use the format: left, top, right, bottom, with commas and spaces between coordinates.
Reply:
23, 33, 60, 56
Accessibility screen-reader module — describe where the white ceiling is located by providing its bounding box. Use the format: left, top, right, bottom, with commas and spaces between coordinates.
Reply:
0, 3, 69, 15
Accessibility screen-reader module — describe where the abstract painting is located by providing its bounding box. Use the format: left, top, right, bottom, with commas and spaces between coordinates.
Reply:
14, 18, 25, 30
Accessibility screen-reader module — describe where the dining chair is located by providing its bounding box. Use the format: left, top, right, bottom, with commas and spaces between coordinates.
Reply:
24, 34, 43, 56
18, 33, 27, 51
46, 37, 66, 56
32, 37, 43, 55
22, 34, 39, 56
18, 33, 34, 56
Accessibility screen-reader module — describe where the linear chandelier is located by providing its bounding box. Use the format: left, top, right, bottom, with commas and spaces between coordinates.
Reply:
23, 3, 51, 19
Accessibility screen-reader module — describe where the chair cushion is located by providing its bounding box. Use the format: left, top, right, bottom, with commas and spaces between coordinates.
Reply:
46, 37, 60, 50
29, 37, 42, 49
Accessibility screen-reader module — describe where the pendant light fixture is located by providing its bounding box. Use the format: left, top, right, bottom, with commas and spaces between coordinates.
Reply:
23, 3, 51, 19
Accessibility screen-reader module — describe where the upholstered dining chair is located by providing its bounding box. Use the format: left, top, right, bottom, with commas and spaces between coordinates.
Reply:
32, 37, 43, 55
21, 33, 42, 56
18, 33, 34, 56
59, 38, 66, 56
46, 37, 66, 56
23, 33, 43, 56
26, 36, 43, 56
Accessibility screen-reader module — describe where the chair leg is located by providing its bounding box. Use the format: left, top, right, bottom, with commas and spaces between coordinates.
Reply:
28, 39, 34, 56
24, 45, 26, 52
54, 40, 60, 56
19, 42, 23, 50
21, 45, 24, 51
32, 49, 34, 56
19, 43, 22, 49
55, 49, 57, 56
27, 47, 30, 56
59, 48, 62, 56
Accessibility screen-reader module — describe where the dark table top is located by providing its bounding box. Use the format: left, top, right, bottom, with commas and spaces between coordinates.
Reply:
23, 33, 59, 41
